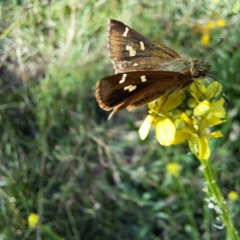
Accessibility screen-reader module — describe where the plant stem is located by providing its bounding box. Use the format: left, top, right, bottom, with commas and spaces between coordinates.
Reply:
200, 158, 239, 240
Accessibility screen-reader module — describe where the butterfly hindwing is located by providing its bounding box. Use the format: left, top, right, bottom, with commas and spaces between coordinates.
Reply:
96, 71, 191, 112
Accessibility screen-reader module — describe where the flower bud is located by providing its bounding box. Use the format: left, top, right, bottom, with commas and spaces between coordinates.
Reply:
171, 109, 182, 118
174, 119, 186, 130
187, 98, 198, 108
194, 101, 211, 116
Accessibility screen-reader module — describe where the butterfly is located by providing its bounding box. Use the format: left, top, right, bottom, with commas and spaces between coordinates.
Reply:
95, 19, 211, 119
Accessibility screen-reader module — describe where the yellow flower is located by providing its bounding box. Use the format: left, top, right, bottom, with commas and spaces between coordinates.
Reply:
200, 19, 225, 46
176, 81, 226, 159
167, 163, 181, 177
217, 19, 226, 28
139, 81, 226, 160
28, 213, 39, 228
228, 191, 239, 201
201, 33, 210, 45
206, 21, 216, 29
139, 91, 183, 145
192, 23, 201, 33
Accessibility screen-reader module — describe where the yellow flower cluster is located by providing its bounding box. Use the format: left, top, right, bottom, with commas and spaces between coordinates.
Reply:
166, 163, 181, 177
139, 81, 226, 160
28, 213, 39, 228
192, 19, 226, 45
228, 191, 239, 201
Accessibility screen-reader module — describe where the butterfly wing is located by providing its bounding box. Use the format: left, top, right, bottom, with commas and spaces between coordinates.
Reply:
108, 19, 180, 73
96, 71, 192, 119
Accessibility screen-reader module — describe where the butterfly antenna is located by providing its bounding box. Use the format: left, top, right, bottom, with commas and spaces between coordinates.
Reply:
208, 75, 218, 81
203, 38, 224, 61
222, 94, 231, 110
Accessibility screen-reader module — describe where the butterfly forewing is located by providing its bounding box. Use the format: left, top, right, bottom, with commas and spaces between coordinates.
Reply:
108, 19, 180, 73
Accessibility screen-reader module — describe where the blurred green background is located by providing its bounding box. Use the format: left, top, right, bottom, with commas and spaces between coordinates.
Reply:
1, 0, 240, 239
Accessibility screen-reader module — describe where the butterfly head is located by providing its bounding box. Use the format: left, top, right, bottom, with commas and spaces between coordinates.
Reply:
191, 59, 211, 79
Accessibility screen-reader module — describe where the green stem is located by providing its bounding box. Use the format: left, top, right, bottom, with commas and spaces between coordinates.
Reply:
203, 198, 211, 240
200, 158, 239, 240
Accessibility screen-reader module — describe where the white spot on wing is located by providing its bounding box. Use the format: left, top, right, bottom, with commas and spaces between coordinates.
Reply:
141, 76, 147, 82
126, 45, 136, 56
129, 49, 136, 56
140, 41, 145, 50
124, 85, 137, 91
119, 79, 125, 84
124, 85, 133, 90
123, 27, 129, 37
129, 85, 137, 91
133, 63, 138, 66
119, 74, 127, 84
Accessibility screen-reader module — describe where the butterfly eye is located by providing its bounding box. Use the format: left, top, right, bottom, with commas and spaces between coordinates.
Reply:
193, 70, 207, 78
193, 70, 201, 78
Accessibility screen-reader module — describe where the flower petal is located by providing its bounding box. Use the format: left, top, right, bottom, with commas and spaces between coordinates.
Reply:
158, 91, 184, 111
156, 118, 176, 146
198, 136, 210, 160
190, 81, 206, 100
205, 130, 223, 139
205, 81, 222, 99
188, 136, 198, 155
181, 112, 192, 125
139, 115, 152, 140
173, 130, 189, 144
148, 100, 157, 110
206, 116, 226, 127
210, 98, 226, 118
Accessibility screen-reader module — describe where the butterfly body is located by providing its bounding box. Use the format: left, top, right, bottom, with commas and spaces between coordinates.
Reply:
96, 19, 211, 119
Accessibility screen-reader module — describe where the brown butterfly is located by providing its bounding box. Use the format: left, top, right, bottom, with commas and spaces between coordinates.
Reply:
95, 19, 211, 119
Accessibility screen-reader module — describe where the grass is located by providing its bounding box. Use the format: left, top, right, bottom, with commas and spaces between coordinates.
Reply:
0, 0, 240, 239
